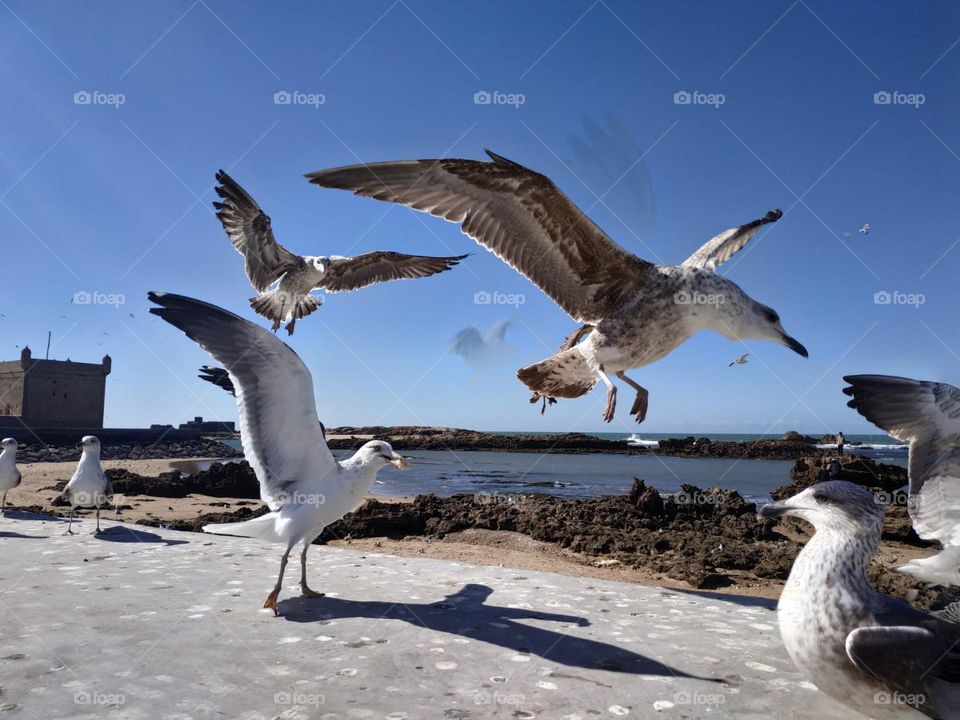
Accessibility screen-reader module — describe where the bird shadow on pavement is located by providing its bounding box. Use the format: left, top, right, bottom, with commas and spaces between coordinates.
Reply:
93, 525, 189, 546
0, 530, 48, 539
281, 582, 721, 680
667, 587, 778, 611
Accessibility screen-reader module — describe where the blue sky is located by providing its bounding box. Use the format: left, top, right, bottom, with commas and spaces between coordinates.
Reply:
2, 0, 959, 435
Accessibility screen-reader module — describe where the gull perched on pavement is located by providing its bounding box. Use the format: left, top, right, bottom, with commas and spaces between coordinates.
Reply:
149, 292, 409, 615
729, 353, 749, 367
843, 374, 960, 586
62, 436, 112, 534
759, 481, 959, 719
307, 151, 807, 423
0, 438, 21, 514
214, 170, 467, 335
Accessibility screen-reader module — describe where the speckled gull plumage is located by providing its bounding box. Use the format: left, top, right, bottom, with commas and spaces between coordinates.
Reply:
306, 151, 808, 424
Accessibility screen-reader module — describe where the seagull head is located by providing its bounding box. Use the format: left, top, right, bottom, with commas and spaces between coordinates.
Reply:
758, 481, 884, 535
78, 435, 101, 453
309, 256, 330, 274
357, 440, 409, 470
710, 285, 807, 359
0, 438, 16, 451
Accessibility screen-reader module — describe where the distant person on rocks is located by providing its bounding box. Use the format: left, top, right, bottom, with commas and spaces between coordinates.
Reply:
836, 431, 845, 457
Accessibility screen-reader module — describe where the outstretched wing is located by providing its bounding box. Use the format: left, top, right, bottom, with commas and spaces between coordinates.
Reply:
150, 292, 337, 511
843, 375, 960, 547
306, 151, 653, 324
319, 252, 467, 293
198, 365, 235, 397
483, 318, 512, 344
682, 210, 782, 271
214, 170, 300, 292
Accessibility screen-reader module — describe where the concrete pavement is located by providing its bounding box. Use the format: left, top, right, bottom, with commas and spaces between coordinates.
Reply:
0, 512, 851, 719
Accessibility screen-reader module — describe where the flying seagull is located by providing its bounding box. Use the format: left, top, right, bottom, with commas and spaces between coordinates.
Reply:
729, 353, 749, 367
759, 481, 959, 718
307, 151, 807, 423
859, 223, 871, 236
149, 292, 409, 615
450, 319, 514, 370
62, 436, 112, 534
843, 375, 960, 586
0, 438, 21, 514
214, 170, 467, 335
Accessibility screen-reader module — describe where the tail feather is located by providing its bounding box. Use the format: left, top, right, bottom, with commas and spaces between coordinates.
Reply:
517, 347, 598, 399
249, 290, 322, 330
203, 513, 280, 542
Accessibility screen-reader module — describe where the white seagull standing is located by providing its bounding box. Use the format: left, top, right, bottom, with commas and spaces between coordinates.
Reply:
843, 374, 960, 585
760, 481, 959, 719
149, 292, 409, 615
307, 151, 807, 424
214, 170, 467, 335
0, 438, 21, 514
729, 353, 750, 367
62, 436, 112, 534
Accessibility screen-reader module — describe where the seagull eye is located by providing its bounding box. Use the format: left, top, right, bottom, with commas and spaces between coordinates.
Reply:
764, 309, 780, 323
813, 492, 829, 504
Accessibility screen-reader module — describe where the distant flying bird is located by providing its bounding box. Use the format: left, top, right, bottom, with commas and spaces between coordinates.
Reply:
62, 436, 112, 534
760, 481, 960, 718
308, 152, 806, 424
859, 223, 870, 236
213, 170, 467, 335
843, 375, 960, 585
128, 313, 135, 319
729, 353, 749, 367
0, 438, 21, 514
150, 292, 408, 615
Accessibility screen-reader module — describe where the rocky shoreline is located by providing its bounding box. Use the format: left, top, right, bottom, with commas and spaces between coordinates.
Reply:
13, 438, 242, 464
325, 425, 834, 460
95, 453, 954, 613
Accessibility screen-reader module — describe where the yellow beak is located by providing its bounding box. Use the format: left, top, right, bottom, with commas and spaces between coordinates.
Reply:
390, 455, 409, 470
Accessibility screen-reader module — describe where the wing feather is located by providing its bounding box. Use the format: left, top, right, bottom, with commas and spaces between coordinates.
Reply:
306, 151, 653, 323
682, 209, 782, 270
149, 292, 337, 510
214, 170, 300, 292
319, 252, 467, 293
844, 375, 960, 545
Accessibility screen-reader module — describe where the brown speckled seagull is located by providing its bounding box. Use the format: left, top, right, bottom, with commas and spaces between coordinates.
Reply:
760, 480, 959, 719
214, 170, 467, 335
306, 151, 807, 423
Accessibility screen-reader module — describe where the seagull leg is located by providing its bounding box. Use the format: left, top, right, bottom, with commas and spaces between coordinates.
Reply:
94, 507, 102, 534
598, 368, 617, 423
300, 538, 324, 598
284, 318, 296, 336
616, 371, 649, 424
263, 546, 293, 616
64, 508, 76, 535
1, 490, 6, 515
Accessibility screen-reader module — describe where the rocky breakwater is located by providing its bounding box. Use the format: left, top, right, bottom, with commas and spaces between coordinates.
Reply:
17, 439, 242, 463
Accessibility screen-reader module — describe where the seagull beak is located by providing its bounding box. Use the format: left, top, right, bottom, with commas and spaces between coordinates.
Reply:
757, 500, 791, 520
780, 333, 808, 358
390, 454, 409, 470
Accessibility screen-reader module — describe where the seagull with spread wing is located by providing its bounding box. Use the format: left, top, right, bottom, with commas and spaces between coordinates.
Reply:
150, 292, 409, 615
843, 375, 960, 586
214, 170, 467, 335
307, 151, 807, 423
